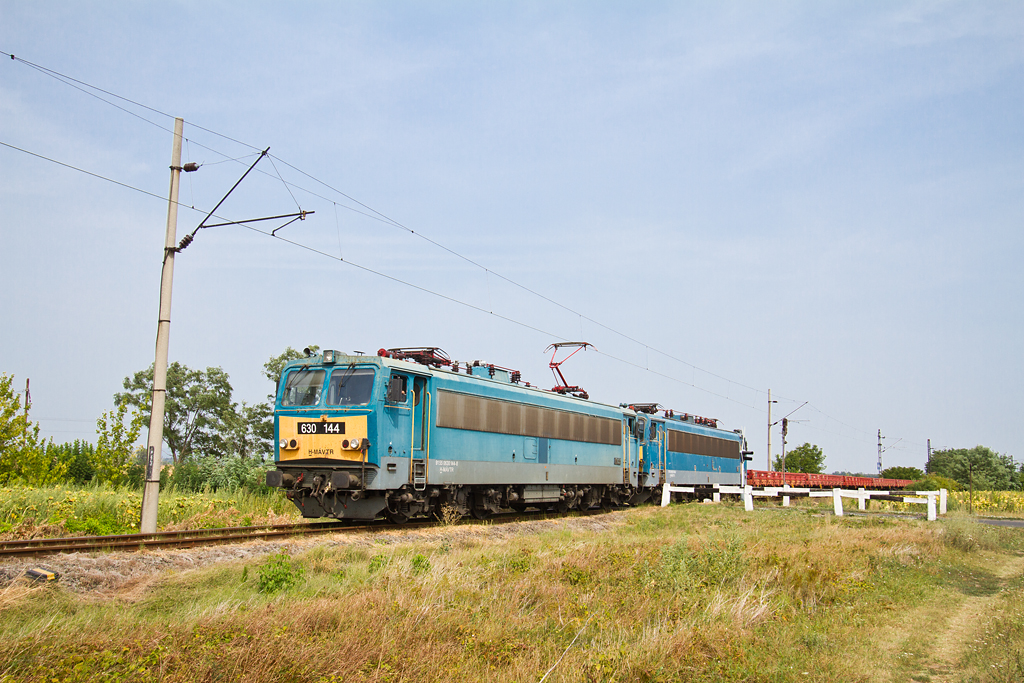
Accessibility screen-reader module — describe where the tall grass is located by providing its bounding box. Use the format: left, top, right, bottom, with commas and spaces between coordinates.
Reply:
0, 483, 298, 537
3, 503, 1020, 681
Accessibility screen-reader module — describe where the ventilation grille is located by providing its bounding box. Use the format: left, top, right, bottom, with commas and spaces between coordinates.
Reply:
667, 429, 740, 460
437, 390, 621, 445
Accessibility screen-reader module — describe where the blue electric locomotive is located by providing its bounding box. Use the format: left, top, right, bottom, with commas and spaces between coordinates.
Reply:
266, 347, 749, 521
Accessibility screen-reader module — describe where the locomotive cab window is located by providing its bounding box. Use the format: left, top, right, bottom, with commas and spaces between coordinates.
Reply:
386, 374, 408, 404
281, 369, 325, 406
326, 367, 375, 406
649, 420, 658, 441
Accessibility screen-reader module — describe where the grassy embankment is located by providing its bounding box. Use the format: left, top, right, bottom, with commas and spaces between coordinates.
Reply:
1, 502, 1023, 682
0, 484, 298, 538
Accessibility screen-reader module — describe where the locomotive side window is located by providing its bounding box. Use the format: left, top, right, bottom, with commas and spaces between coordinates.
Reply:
387, 374, 408, 403
649, 420, 658, 441
281, 369, 325, 406
326, 367, 375, 406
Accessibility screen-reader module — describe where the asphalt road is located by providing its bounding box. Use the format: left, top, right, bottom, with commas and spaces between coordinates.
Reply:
978, 518, 1024, 528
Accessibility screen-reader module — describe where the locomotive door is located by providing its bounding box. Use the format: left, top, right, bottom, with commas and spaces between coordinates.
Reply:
649, 420, 666, 486
636, 416, 646, 487
384, 371, 419, 488
411, 376, 430, 490
623, 416, 640, 487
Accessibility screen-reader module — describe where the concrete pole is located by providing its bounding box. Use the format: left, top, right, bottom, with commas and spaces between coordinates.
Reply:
140, 117, 184, 534
767, 389, 773, 471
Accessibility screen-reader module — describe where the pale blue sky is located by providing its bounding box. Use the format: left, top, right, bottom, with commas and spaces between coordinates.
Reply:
1, 2, 1021, 473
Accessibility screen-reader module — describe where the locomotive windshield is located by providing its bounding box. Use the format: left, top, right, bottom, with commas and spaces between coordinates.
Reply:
326, 367, 375, 406
281, 369, 325, 406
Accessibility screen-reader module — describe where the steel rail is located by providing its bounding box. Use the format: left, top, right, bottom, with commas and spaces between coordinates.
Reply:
0, 509, 610, 558
0, 521, 380, 558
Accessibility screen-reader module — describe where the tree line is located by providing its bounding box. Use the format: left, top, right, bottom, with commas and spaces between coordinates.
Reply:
770, 441, 1020, 491
0, 346, 314, 491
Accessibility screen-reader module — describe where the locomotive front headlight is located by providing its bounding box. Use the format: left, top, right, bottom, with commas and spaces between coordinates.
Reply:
279, 439, 288, 450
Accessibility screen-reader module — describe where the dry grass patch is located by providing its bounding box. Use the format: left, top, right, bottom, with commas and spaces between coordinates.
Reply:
1, 504, 1022, 682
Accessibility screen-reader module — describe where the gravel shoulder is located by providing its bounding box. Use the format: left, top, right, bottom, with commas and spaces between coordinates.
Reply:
0, 513, 625, 598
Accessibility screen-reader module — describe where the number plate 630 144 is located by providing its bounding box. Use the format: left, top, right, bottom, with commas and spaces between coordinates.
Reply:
296, 422, 345, 435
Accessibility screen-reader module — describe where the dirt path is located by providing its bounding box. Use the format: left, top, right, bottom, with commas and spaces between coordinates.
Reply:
914, 553, 1024, 682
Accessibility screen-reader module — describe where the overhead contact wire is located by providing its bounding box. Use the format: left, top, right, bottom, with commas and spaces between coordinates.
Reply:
5, 53, 919, 443
1, 136, 922, 445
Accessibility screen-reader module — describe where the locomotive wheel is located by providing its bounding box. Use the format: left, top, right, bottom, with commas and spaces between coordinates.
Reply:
386, 510, 410, 524
471, 507, 491, 520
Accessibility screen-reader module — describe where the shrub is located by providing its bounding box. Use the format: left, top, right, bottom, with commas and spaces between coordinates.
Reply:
411, 554, 431, 574
168, 454, 273, 494
368, 554, 389, 574
906, 475, 959, 491
258, 552, 304, 593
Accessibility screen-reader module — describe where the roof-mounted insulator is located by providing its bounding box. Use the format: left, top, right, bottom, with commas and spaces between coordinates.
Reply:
386, 347, 452, 368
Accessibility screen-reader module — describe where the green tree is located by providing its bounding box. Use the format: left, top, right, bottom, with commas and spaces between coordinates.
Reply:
881, 466, 925, 481
116, 363, 235, 465
927, 446, 1013, 490
0, 372, 64, 485
94, 399, 146, 487
224, 401, 274, 461
905, 474, 960, 492
773, 442, 826, 474
46, 439, 97, 484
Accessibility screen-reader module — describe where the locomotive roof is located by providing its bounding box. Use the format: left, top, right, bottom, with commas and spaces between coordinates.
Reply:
281, 350, 739, 438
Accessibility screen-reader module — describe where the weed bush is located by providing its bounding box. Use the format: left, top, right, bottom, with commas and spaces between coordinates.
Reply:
257, 552, 304, 593
368, 554, 389, 573
410, 553, 431, 574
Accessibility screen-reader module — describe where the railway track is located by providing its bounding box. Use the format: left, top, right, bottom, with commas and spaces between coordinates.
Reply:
0, 509, 609, 559
0, 520, 407, 558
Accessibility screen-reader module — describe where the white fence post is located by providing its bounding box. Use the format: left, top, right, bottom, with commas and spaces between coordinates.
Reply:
657, 483, 946, 520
